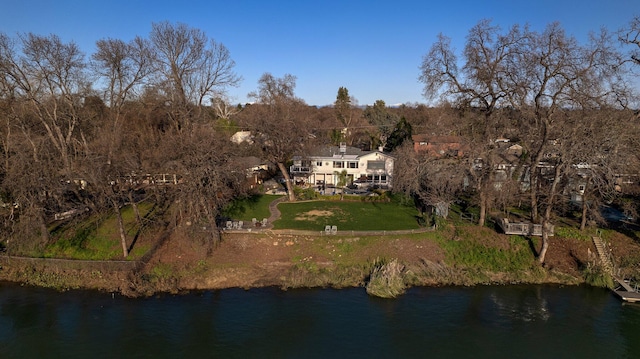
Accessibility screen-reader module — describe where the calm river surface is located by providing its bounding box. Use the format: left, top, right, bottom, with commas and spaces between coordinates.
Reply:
1, 282, 639, 358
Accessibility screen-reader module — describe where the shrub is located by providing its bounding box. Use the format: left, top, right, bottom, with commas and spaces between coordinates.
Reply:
294, 187, 318, 201
366, 258, 406, 298
582, 263, 614, 288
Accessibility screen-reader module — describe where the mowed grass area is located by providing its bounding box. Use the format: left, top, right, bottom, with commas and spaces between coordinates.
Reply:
222, 194, 283, 222
274, 200, 423, 231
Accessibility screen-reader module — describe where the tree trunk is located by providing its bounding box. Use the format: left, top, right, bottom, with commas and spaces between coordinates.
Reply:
580, 196, 588, 231
128, 191, 143, 228
207, 217, 220, 256
478, 188, 487, 226
530, 182, 539, 223
538, 222, 550, 264
277, 162, 296, 202
112, 198, 129, 258
38, 208, 49, 247
538, 162, 563, 264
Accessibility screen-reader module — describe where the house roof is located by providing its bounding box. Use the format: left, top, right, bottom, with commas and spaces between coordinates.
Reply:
311, 145, 370, 157
294, 145, 393, 160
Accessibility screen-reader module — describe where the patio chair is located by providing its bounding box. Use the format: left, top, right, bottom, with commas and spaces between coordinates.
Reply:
238, 221, 243, 229
325, 225, 331, 234
226, 221, 232, 229
331, 225, 337, 234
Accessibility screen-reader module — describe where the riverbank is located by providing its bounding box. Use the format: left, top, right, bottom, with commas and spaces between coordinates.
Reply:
3, 222, 637, 297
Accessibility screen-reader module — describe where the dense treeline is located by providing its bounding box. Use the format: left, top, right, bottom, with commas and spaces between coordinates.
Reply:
1, 18, 640, 262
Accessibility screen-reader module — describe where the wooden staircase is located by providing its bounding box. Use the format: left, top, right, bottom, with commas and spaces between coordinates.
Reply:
592, 236, 614, 274
593, 236, 639, 299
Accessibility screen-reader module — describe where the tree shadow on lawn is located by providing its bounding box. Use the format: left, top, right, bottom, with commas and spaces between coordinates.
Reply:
525, 236, 540, 258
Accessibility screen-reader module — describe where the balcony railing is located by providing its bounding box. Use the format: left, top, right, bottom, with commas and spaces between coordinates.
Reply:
290, 166, 312, 173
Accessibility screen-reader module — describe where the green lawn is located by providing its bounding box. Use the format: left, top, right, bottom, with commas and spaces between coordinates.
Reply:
222, 194, 283, 222
273, 200, 423, 231
45, 202, 155, 260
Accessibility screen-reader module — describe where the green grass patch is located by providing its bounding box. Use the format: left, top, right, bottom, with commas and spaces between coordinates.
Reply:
45, 202, 155, 260
438, 235, 533, 272
222, 194, 283, 222
554, 226, 594, 241
273, 200, 422, 231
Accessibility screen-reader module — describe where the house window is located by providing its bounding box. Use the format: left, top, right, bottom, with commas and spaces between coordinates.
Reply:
333, 161, 344, 168
316, 161, 323, 167
367, 161, 385, 170
372, 175, 388, 183
347, 161, 358, 169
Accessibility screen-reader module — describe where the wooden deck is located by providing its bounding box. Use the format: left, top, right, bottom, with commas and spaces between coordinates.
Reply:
613, 290, 640, 303
496, 218, 553, 236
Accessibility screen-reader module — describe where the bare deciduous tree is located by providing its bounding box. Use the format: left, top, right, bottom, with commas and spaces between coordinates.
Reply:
92, 36, 152, 164
620, 15, 640, 66
420, 20, 524, 226
159, 128, 246, 251
149, 21, 241, 130
1, 33, 88, 175
392, 142, 464, 221
248, 73, 310, 202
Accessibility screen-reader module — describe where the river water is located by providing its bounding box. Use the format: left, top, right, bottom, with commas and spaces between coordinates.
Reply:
1, 283, 639, 358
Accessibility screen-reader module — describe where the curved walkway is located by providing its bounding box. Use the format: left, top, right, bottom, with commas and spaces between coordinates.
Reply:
265, 196, 288, 229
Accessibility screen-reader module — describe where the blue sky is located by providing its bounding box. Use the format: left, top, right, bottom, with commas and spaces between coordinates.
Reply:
2, 0, 639, 106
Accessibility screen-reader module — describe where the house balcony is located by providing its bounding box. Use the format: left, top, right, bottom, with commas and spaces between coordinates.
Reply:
290, 165, 312, 173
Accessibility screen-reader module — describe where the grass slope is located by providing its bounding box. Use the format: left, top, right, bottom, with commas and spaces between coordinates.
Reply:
45, 202, 155, 260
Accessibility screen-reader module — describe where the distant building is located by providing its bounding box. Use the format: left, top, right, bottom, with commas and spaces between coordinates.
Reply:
230, 156, 271, 189
412, 135, 466, 157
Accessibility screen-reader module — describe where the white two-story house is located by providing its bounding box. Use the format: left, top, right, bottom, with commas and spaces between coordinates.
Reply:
290, 144, 394, 189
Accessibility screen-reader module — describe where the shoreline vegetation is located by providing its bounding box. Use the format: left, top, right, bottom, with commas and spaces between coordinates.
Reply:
1, 215, 634, 298
1, 195, 638, 298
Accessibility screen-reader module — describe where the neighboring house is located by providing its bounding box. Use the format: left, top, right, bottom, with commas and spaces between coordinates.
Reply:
290, 144, 395, 189
412, 135, 466, 157
492, 142, 527, 188
231, 156, 271, 189
467, 139, 528, 191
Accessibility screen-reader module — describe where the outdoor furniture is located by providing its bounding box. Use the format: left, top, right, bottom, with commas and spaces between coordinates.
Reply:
262, 218, 268, 226
325, 225, 331, 234
226, 221, 232, 229
238, 221, 243, 229
331, 225, 337, 234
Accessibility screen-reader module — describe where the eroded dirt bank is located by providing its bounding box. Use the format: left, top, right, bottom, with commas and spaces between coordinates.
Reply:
1, 228, 638, 296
